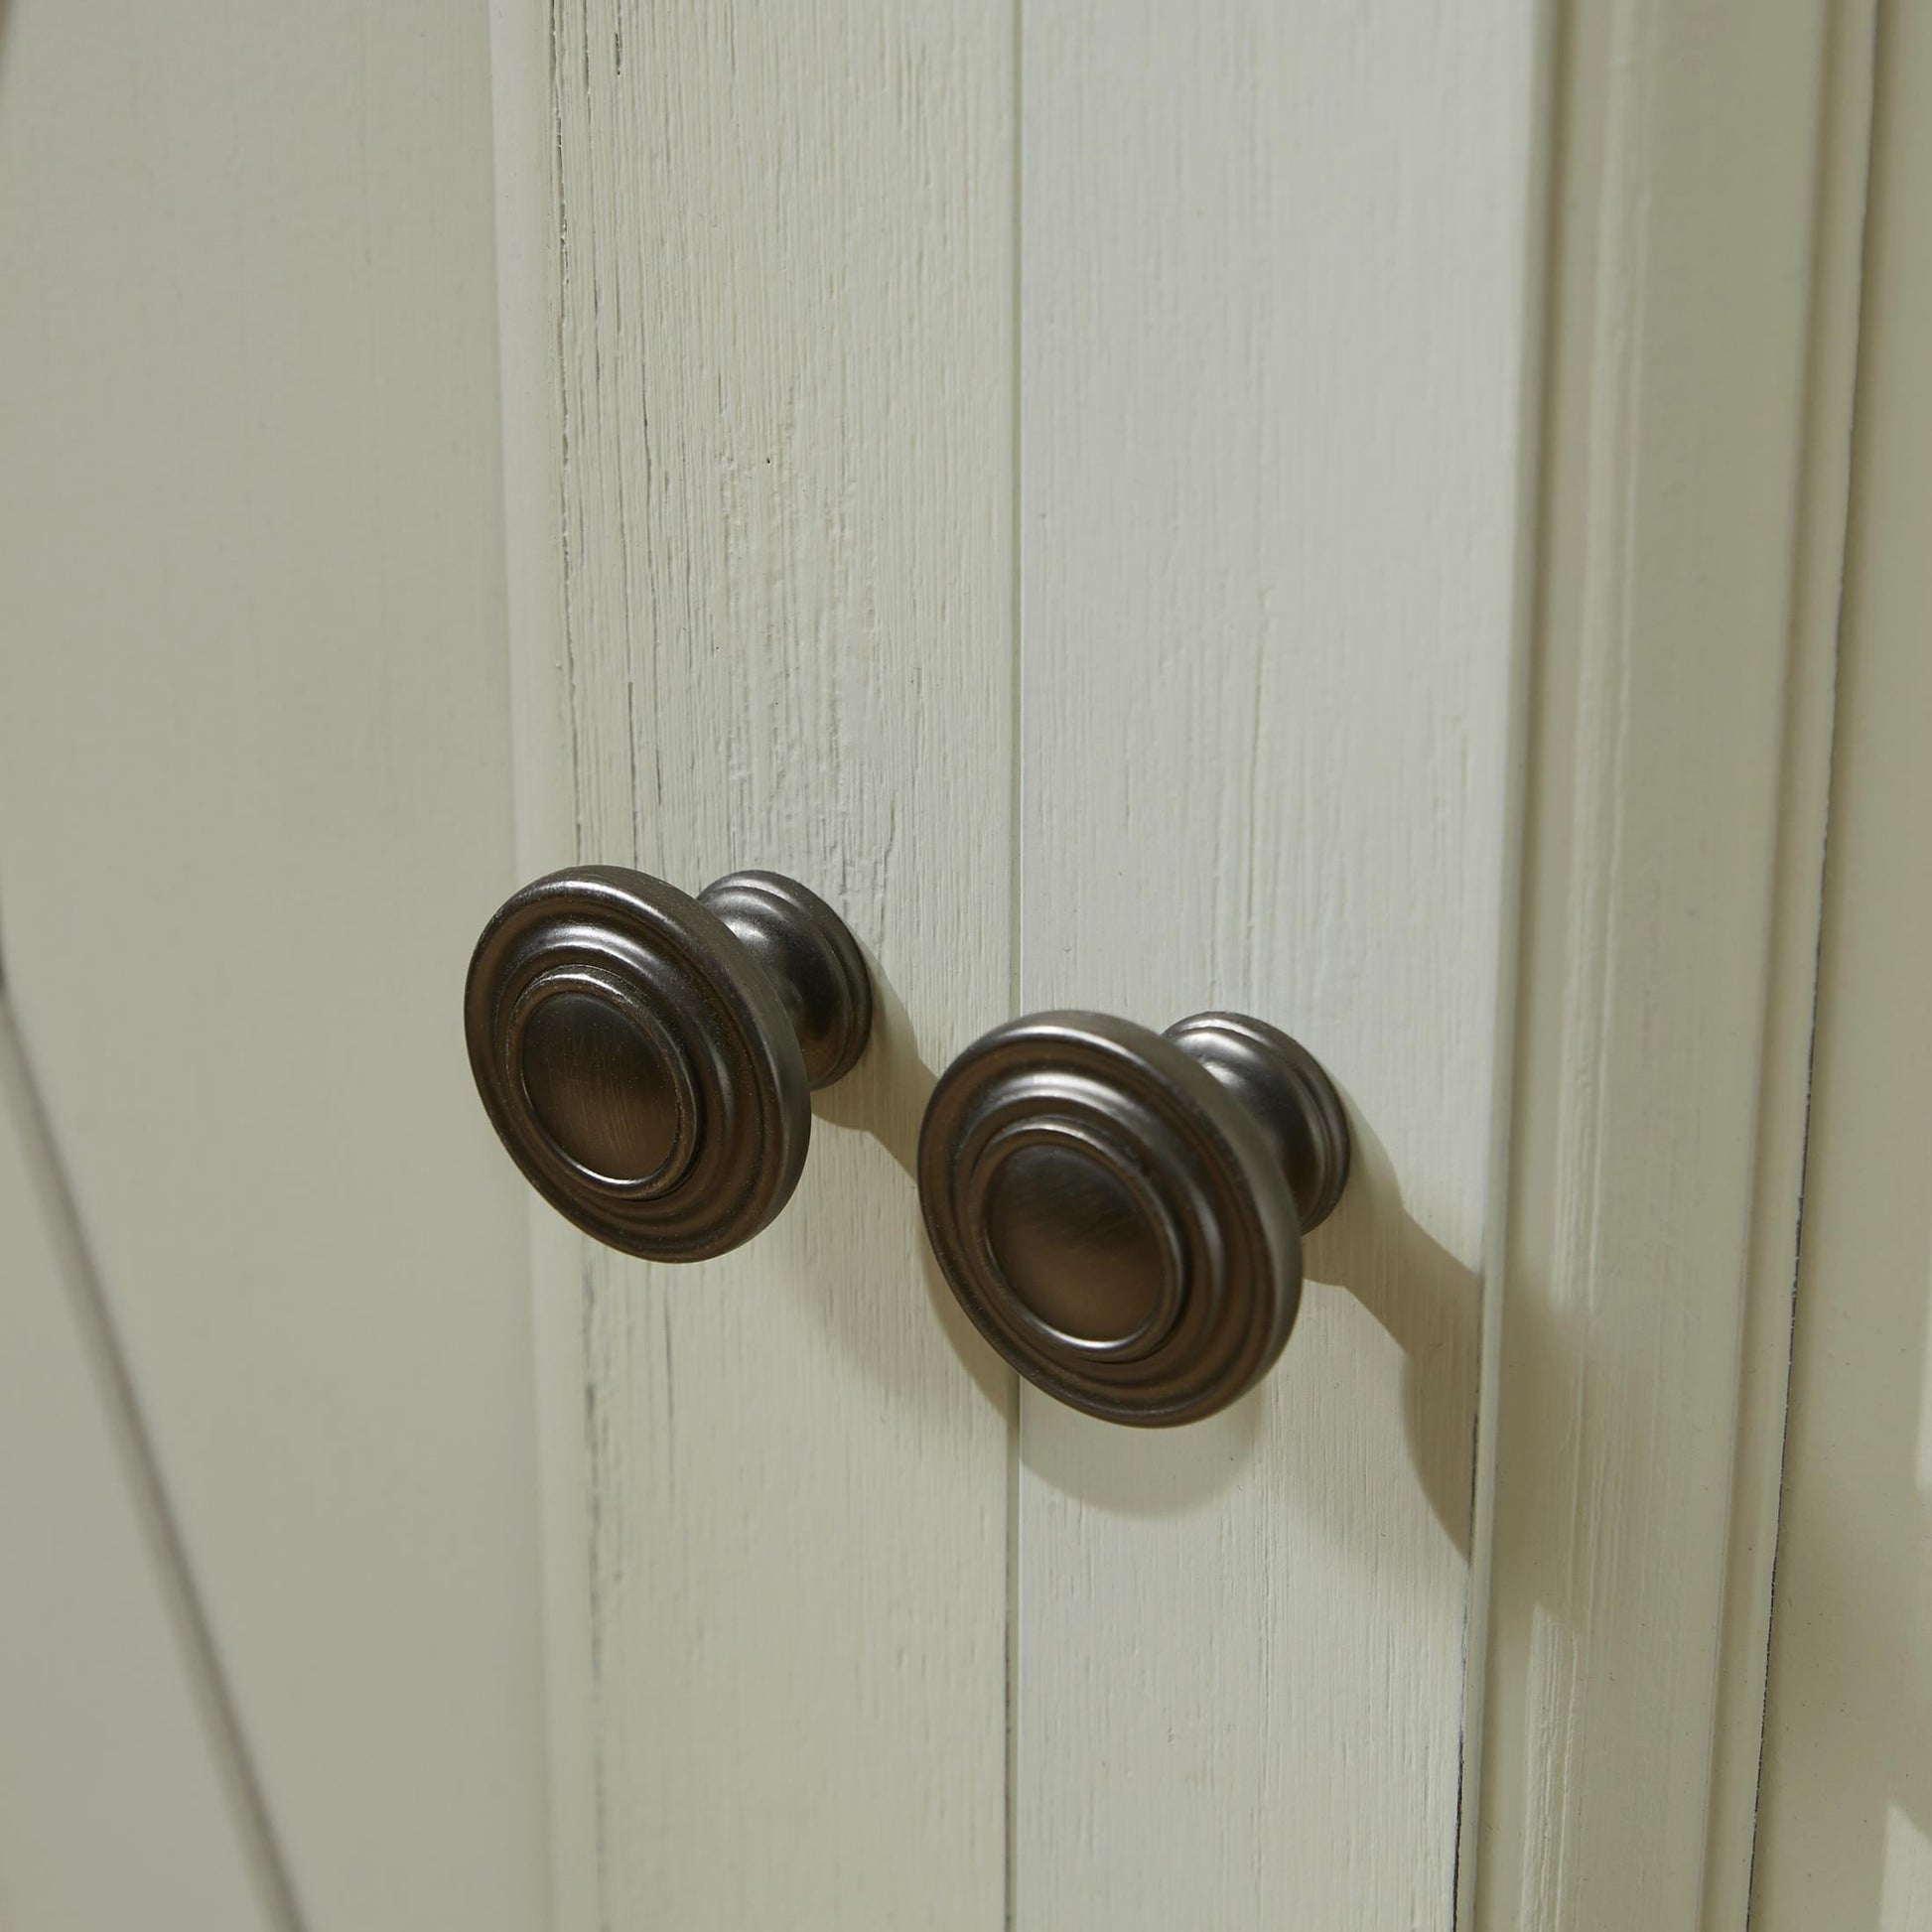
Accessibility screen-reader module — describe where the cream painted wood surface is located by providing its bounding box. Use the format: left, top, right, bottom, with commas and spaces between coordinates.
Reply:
1752, 3, 1932, 1922
0, 0, 1874, 1924
0, 4, 550, 1928
0, 1006, 274, 1932
1466, 1, 1867, 1925
507, 0, 1543, 1924
501, 1, 1866, 1926
503, 3, 1017, 1925
1016, 5, 1535, 1925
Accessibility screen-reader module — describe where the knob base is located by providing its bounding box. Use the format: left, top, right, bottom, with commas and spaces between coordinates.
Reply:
698, 871, 873, 1088
1166, 1013, 1350, 1233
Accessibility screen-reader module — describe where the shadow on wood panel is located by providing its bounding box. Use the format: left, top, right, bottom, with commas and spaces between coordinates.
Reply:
816, 958, 1483, 1562
1302, 1104, 1479, 1563
809, 944, 1013, 1419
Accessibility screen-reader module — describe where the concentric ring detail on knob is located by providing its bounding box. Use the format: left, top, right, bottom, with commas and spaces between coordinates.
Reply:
467, 867, 811, 1262
506, 964, 701, 1190
968, 1118, 1187, 1362
918, 1013, 1309, 1425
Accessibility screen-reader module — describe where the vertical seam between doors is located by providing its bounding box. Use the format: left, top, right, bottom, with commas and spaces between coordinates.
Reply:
1450, 0, 1569, 1920
1005, 1, 1027, 1925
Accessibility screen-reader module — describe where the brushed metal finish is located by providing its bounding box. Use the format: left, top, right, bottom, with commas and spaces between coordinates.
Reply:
466, 867, 872, 1261
918, 1010, 1349, 1425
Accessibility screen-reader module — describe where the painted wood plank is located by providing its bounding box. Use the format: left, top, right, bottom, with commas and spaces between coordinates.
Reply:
1016, 5, 1539, 1924
1699, 2, 1877, 1920
0, 4, 551, 1928
1752, 3, 1932, 1920
1464, 2, 1858, 1924
522, 3, 1016, 1922
0, 1006, 278, 1932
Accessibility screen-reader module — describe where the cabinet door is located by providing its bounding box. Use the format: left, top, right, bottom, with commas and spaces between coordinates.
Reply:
502, 3, 1863, 1928
501, 3, 1531, 1924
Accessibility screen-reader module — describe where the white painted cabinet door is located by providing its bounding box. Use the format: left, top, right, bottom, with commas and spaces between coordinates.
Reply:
497, 2, 1867, 1928
500, 0, 1529, 1910
0, 0, 1883, 1925
500, 3, 1510, 1927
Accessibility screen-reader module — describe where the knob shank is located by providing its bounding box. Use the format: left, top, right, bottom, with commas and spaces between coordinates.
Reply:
1166, 1012, 1350, 1233
699, 871, 873, 1088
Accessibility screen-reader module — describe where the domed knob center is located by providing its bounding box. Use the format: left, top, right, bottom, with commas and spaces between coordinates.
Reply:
518, 988, 684, 1184
984, 1142, 1174, 1353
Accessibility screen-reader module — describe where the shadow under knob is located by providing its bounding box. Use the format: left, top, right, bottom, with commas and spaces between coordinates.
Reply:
917, 1010, 1349, 1426
466, 867, 871, 1261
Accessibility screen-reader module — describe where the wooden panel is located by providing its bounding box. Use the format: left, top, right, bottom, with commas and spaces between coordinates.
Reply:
1752, 3, 1932, 1922
0, 1008, 277, 1932
1465, 1, 1862, 1924
1017, 5, 1538, 1923
517, 3, 1016, 1923
0, 4, 550, 1928
1700, 2, 1876, 1920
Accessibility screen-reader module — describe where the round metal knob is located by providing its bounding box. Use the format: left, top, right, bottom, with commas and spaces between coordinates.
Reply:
918, 1011, 1349, 1425
466, 867, 872, 1261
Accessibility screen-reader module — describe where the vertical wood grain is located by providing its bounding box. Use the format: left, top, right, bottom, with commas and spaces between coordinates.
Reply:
0, 4, 550, 1928
1017, 5, 1538, 1924
1751, 2, 1932, 1920
1466, 2, 1859, 1923
530, 3, 1016, 1922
